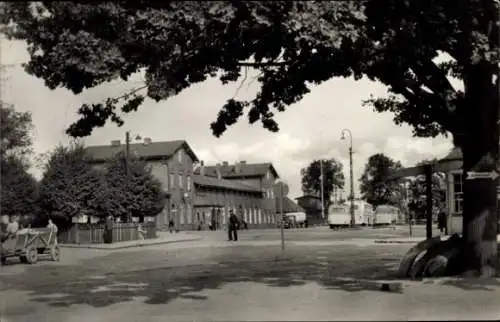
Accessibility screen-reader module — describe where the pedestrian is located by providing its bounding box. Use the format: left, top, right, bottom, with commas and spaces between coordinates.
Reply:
437, 210, 447, 236
168, 216, 175, 233
228, 210, 240, 241
104, 215, 113, 244
47, 218, 58, 245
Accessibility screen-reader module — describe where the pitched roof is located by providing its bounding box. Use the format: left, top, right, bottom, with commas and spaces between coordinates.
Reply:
276, 197, 305, 214
85, 140, 199, 163
193, 174, 262, 193
195, 162, 279, 179
439, 147, 462, 163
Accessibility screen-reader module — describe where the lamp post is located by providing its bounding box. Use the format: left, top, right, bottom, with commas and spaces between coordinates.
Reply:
341, 129, 355, 227
125, 131, 142, 222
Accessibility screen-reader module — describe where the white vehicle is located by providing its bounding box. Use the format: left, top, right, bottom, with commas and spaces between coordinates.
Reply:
284, 212, 306, 228
328, 201, 373, 228
374, 204, 400, 226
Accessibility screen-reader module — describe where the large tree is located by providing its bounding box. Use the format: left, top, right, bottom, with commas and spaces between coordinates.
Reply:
360, 153, 403, 208
301, 158, 345, 214
1, 1, 498, 276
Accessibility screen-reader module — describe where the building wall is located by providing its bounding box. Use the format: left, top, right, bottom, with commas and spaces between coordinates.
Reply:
163, 148, 195, 230
193, 185, 275, 230
219, 170, 278, 227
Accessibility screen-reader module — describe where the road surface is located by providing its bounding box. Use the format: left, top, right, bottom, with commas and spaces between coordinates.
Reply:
1, 227, 498, 322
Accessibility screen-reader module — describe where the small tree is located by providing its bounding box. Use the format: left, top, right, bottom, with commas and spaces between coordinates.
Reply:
102, 152, 165, 222
0, 155, 38, 218
37, 143, 102, 229
360, 153, 402, 208
301, 158, 345, 214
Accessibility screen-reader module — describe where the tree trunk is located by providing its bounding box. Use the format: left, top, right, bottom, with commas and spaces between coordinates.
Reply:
459, 62, 499, 278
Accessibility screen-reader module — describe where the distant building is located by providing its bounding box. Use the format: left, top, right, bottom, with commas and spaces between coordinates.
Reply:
195, 161, 280, 226
85, 139, 199, 229
295, 195, 323, 225
85, 140, 298, 231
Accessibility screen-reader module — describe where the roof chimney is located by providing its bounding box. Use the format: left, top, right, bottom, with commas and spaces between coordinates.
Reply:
215, 163, 222, 180
200, 160, 205, 176
111, 140, 121, 146
235, 161, 242, 173
143, 137, 152, 145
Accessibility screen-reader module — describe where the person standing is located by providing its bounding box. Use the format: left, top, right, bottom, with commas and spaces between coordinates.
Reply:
104, 215, 113, 244
228, 210, 240, 241
437, 210, 447, 236
47, 218, 58, 245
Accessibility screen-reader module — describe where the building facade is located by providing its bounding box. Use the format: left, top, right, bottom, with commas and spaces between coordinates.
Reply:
192, 173, 275, 230
86, 139, 199, 229
86, 139, 301, 231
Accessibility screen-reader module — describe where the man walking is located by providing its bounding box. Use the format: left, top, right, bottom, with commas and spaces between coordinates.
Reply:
437, 209, 448, 236
228, 210, 240, 241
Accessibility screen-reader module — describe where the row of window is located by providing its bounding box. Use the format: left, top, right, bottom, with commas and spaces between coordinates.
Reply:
171, 206, 276, 226
167, 172, 192, 191
453, 173, 463, 214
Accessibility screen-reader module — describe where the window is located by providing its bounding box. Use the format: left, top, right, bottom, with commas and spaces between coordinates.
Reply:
222, 207, 226, 224
266, 171, 270, 180
270, 189, 274, 199
187, 176, 192, 191
259, 208, 263, 224
178, 173, 183, 189
178, 150, 183, 163
179, 204, 185, 224
169, 173, 175, 189
453, 173, 463, 214
186, 204, 192, 224
165, 165, 169, 190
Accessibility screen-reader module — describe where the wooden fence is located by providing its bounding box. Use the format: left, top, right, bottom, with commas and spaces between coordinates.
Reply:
58, 222, 157, 244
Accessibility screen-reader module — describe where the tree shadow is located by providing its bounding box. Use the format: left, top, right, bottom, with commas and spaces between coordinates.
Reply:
0, 245, 496, 310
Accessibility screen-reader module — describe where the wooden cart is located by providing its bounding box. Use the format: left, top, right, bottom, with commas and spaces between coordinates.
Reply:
1, 227, 60, 265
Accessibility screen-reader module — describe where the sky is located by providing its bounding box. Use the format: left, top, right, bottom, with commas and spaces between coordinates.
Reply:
0, 38, 455, 200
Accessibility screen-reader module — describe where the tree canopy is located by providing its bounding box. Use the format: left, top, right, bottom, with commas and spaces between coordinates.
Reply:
1, 1, 498, 144
0, 101, 33, 161
301, 158, 345, 212
359, 153, 402, 208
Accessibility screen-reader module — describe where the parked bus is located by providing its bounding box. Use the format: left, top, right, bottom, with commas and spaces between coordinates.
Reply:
373, 204, 400, 227
327, 201, 373, 229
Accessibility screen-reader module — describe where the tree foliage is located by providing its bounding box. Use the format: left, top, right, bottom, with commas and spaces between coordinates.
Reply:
301, 158, 345, 211
407, 159, 447, 219
0, 101, 33, 161
100, 152, 166, 220
37, 143, 102, 228
359, 153, 402, 208
37, 144, 166, 227
0, 155, 38, 218
0, 1, 497, 143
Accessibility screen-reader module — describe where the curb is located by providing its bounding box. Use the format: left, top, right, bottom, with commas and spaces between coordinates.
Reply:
374, 239, 422, 244
59, 236, 202, 250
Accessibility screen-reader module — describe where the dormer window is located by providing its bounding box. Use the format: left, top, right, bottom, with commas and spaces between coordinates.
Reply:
178, 150, 183, 163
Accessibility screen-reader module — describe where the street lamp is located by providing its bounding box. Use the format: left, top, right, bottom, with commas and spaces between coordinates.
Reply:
341, 129, 355, 227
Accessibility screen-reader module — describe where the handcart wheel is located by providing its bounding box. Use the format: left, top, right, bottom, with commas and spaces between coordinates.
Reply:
25, 246, 38, 264
50, 245, 60, 261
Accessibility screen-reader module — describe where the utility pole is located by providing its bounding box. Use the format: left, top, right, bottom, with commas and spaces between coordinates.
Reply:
320, 159, 325, 221
341, 129, 355, 227
125, 131, 131, 176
